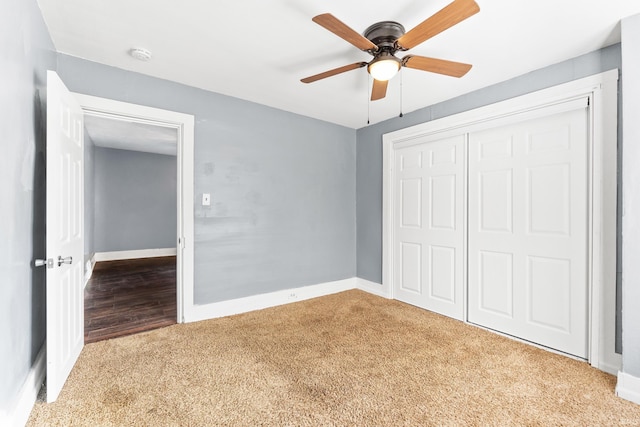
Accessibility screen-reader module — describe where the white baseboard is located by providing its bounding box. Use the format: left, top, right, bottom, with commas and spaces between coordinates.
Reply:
2, 343, 46, 427
94, 248, 177, 262
356, 277, 390, 298
598, 355, 622, 376
186, 278, 357, 323
616, 371, 640, 405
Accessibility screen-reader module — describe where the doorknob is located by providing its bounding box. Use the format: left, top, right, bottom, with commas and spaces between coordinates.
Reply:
57, 256, 73, 266
34, 258, 54, 268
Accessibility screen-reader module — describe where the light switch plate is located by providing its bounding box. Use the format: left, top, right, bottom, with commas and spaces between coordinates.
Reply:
202, 193, 211, 206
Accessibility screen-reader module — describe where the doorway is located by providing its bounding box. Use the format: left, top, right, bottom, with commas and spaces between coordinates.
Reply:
74, 93, 195, 325
82, 114, 179, 341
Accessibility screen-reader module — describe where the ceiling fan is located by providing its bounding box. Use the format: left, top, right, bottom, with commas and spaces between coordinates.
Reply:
301, 0, 480, 101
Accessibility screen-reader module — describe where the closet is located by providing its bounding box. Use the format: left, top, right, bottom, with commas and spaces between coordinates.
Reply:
391, 98, 590, 359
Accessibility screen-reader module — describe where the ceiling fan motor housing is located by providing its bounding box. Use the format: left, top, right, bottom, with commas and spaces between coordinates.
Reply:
363, 21, 406, 54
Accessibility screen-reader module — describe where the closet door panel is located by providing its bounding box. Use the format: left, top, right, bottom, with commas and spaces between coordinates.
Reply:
468, 107, 588, 359
393, 135, 465, 320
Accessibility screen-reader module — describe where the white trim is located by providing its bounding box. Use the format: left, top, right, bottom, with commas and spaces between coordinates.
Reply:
94, 248, 177, 262
356, 278, 391, 298
185, 278, 357, 323
383, 71, 617, 144
83, 253, 95, 288
2, 344, 46, 427
73, 93, 194, 324
590, 73, 621, 374
382, 70, 619, 373
381, 130, 394, 299
600, 360, 623, 377
616, 372, 640, 405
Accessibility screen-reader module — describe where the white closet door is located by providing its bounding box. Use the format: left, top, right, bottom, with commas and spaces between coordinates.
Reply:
467, 106, 588, 358
393, 135, 465, 319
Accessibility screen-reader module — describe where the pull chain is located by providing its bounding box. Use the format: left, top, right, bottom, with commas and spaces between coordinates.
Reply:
367, 74, 371, 125
399, 70, 404, 118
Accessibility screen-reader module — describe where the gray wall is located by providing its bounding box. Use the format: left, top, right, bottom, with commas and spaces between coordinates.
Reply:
84, 130, 95, 262
621, 14, 640, 378
0, 0, 55, 415
56, 54, 357, 304
356, 44, 622, 284
93, 147, 177, 252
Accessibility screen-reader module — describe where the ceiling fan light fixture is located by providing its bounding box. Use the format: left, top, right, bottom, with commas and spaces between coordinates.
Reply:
368, 54, 401, 81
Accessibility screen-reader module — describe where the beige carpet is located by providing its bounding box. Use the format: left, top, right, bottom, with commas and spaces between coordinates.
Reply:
28, 290, 640, 426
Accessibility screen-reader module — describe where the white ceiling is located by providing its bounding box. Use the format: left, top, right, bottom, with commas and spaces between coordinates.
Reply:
37, 0, 640, 129
84, 115, 177, 156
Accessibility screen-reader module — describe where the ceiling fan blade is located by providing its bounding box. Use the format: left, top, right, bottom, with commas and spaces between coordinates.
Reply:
312, 13, 378, 51
403, 55, 472, 77
301, 62, 368, 83
371, 79, 388, 101
397, 0, 480, 50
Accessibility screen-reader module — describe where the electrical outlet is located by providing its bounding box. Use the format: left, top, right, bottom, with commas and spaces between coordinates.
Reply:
289, 293, 297, 299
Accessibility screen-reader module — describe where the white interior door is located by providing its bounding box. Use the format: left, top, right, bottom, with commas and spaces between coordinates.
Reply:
467, 103, 588, 358
45, 71, 84, 402
393, 135, 465, 319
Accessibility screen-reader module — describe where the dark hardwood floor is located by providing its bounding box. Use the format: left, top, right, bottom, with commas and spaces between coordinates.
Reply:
84, 256, 177, 343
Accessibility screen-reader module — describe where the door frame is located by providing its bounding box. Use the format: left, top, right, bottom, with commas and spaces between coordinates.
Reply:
73, 93, 195, 323
382, 69, 619, 373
